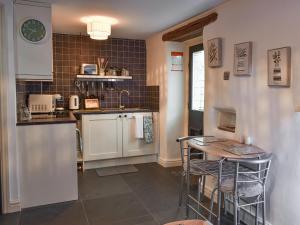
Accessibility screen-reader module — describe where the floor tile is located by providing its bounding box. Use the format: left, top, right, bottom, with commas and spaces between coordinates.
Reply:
0, 212, 20, 225
122, 166, 180, 192
133, 185, 180, 214
20, 201, 87, 225
78, 170, 132, 200
83, 193, 150, 225
14, 163, 235, 225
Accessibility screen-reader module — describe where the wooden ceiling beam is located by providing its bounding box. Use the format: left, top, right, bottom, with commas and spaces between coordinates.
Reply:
172, 29, 203, 42
162, 12, 217, 42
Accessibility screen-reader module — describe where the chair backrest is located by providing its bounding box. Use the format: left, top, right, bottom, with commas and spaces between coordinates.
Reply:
228, 153, 272, 194
176, 136, 194, 166
176, 136, 203, 167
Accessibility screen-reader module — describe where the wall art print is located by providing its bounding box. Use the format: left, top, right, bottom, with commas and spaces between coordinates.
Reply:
207, 38, 222, 67
234, 42, 252, 75
268, 47, 291, 87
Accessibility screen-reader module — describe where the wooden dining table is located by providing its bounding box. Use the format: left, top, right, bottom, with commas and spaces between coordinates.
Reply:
186, 137, 267, 225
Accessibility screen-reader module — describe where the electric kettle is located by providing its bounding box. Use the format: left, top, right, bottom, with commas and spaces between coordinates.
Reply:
69, 95, 79, 110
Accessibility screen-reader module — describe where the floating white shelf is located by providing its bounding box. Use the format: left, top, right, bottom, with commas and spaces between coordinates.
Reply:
76, 75, 132, 81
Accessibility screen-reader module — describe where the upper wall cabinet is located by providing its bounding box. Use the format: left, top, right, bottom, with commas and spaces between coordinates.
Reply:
14, 0, 53, 81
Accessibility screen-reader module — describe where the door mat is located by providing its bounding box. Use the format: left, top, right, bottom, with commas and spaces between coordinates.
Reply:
96, 165, 138, 177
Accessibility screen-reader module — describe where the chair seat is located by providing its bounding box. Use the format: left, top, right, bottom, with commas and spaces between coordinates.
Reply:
183, 159, 220, 176
220, 174, 263, 197
164, 219, 206, 225
185, 160, 236, 177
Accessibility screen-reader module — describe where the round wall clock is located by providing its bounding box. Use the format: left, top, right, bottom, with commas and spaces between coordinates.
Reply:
20, 18, 47, 44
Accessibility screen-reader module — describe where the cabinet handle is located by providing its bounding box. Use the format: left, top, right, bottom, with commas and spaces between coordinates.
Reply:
119, 115, 122, 118
124, 115, 127, 118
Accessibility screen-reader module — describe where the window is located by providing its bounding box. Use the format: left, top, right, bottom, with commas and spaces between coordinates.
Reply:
191, 50, 205, 111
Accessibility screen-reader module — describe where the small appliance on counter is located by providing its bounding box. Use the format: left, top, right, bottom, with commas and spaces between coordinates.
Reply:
54, 94, 65, 111
29, 94, 56, 113
69, 95, 80, 110
84, 98, 100, 109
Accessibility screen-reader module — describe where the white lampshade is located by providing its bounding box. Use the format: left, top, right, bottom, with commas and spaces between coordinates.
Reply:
81, 16, 117, 40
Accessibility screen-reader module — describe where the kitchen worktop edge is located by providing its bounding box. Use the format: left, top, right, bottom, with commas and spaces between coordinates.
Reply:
16, 108, 157, 126
16, 112, 77, 126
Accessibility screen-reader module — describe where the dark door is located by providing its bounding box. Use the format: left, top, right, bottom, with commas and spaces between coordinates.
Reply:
188, 44, 205, 136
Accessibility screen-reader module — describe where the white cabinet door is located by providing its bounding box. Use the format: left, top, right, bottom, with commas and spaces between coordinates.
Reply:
82, 114, 123, 160
123, 113, 156, 157
14, 1, 53, 81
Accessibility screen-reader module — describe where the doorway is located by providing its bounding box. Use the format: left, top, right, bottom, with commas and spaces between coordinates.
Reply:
188, 44, 205, 136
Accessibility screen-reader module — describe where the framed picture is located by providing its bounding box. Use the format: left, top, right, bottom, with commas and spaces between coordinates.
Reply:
234, 42, 252, 75
207, 38, 222, 67
171, 52, 183, 71
268, 47, 291, 87
81, 64, 98, 75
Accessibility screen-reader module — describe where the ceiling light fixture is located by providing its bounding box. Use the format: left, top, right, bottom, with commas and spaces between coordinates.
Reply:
81, 16, 118, 40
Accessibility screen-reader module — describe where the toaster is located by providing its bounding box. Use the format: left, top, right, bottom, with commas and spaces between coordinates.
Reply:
28, 94, 56, 113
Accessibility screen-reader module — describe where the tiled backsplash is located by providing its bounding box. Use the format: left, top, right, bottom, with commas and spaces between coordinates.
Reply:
145, 86, 159, 112
16, 33, 159, 111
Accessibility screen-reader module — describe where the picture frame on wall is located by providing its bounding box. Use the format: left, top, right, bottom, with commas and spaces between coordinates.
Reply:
234, 42, 252, 75
207, 38, 222, 67
268, 47, 291, 87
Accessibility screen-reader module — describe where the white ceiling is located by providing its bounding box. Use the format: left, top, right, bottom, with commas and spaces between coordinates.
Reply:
49, 0, 227, 39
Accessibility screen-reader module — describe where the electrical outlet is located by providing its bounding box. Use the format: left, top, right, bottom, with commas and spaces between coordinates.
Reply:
224, 71, 230, 80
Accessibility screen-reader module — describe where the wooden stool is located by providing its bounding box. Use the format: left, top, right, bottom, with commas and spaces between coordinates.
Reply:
164, 220, 206, 225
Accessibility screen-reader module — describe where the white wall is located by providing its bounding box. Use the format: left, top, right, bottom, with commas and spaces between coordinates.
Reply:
146, 28, 204, 166
204, 0, 300, 224
146, 34, 185, 165
0, 0, 20, 213
165, 42, 185, 160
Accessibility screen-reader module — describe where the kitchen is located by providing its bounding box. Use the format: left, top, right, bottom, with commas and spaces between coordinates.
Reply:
15, 0, 160, 209
1, 0, 300, 225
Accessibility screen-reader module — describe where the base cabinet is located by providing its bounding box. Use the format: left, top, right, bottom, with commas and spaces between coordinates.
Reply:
82, 112, 156, 161
82, 114, 123, 161
123, 113, 156, 157
17, 123, 78, 208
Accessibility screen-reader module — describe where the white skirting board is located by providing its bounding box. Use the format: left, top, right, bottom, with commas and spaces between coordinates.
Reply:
158, 157, 182, 167
84, 154, 158, 170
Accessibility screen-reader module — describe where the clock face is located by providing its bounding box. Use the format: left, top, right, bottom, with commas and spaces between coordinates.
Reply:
20, 19, 46, 43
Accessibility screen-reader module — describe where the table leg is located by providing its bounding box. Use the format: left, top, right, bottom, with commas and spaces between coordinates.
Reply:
217, 159, 224, 225
186, 146, 191, 218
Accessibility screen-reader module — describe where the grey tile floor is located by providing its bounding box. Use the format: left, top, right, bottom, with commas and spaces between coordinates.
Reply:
0, 163, 234, 225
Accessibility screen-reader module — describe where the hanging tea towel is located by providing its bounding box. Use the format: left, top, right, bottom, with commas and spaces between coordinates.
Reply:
143, 116, 153, 144
135, 115, 144, 139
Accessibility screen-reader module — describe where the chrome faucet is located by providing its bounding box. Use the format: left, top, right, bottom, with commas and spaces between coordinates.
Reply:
119, 90, 130, 109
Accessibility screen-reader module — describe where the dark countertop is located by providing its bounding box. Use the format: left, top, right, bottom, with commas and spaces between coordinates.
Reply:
16, 108, 153, 126
72, 108, 152, 115
16, 112, 77, 126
